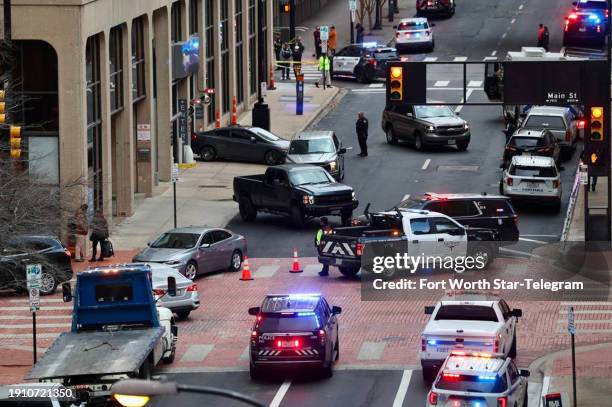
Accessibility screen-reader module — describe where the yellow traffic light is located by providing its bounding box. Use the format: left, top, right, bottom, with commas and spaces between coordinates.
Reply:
389, 66, 403, 101
9, 125, 21, 159
0, 113, 5, 124
590, 106, 604, 141
282, 2, 290, 13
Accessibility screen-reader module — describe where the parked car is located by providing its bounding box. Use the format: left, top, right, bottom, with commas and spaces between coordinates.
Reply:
0, 235, 73, 295
147, 262, 200, 319
382, 104, 471, 151
502, 128, 561, 168
192, 126, 289, 165
520, 106, 579, 157
285, 131, 347, 180
501, 155, 562, 211
394, 18, 435, 52
132, 227, 247, 280
416, 0, 456, 17
331, 43, 400, 83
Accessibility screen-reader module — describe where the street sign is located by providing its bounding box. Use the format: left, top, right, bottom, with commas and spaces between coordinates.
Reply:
178, 99, 188, 144
137, 124, 151, 141
349, 0, 357, 11
579, 164, 588, 185
171, 163, 179, 183
26, 264, 42, 289
320, 26, 329, 41
568, 306, 576, 334
29, 288, 40, 312
543, 392, 564, 407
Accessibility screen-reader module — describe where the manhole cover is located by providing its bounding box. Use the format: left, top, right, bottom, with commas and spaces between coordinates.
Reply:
437, 165, 479, 172
199, 185, 227, 188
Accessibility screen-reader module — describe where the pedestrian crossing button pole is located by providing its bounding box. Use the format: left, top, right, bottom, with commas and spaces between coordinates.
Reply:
296, 74, 304, 115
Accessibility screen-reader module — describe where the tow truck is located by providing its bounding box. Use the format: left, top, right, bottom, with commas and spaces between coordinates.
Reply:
420, 293, 522, 382
26, 264, 178, 406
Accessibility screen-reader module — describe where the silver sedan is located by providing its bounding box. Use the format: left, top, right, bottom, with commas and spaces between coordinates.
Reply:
132, 226, 247, 280
147, 262, 200, 319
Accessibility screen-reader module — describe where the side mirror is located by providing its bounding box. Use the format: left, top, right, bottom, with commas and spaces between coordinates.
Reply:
167, 276, 177, 297
519, 369, 530, 377
200, 243, 210, 249
250, 136, 257, 143
424, 306, 435, 315
62, 282, 72, 303
338, 147, 347, 154
248, 307, 261, 316
332, 306, 342, 315
512, 308, 523, 318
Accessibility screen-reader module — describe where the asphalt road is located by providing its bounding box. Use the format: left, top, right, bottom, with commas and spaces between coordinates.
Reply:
226, 0, 584, 258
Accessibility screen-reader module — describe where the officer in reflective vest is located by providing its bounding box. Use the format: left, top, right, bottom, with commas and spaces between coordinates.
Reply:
315, 217, 332, 276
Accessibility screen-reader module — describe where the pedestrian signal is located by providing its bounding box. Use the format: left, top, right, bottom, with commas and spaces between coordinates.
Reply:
388, 65, 404, 103
9, 125, 21, 159
281, 2, 291, 13
590, 106, 603, 141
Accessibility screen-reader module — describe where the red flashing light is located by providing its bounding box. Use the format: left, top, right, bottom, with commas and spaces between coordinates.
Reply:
251, 330, 258, 340
597, 24, 601, 33
355, 243, 364, 256
577, 119, 586, 129
319, 329, 326, 345
428, 391, 438, 405
187, 283, 198, 292
294, 339, 300, 347
257, 314, 263, 322
497, 396, 507, 407
545, 393, 561, 400
568, 13, 578, 19
494, 338, 500, 353
276, 340, 282, 348
443, 373, 461, 379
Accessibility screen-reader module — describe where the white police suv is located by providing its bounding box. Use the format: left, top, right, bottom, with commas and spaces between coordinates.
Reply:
501, 155, 562, 211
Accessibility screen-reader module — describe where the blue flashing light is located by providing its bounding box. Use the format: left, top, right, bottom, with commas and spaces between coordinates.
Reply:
288, 293, 321, 299
428, 340, 437, 345
478, 375, 497, 381
362, 42, 378, 48
297, 312, 316, 316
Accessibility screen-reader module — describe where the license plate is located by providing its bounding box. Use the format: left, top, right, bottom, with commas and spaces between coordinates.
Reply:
447, 140, 456, 145
279, 340, 295, 348
579, 27, 587, 32
528, 182, 540, 188
333, 258, 343, 265
436, 346, 451, 353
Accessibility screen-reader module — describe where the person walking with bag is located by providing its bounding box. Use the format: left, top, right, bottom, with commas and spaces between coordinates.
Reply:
356, 112, 369, 157
73, 204, 88, 262
90, 209, 109, 262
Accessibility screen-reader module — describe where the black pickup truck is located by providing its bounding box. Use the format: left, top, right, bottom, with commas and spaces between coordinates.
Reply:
233, 165, 358, 227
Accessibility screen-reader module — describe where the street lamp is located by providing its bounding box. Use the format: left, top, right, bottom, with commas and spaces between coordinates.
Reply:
112, 379, 266, 407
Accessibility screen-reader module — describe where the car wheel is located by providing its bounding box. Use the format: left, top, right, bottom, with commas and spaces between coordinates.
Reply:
176, 311, 191, 320
229, 250, 243, 272
429, 40, 435, 52
499, 180, 504, 195
249, 364, 261, 380
509, 329, 517, 358
239, 196, 257, 221
39, 272, 57, 295
199, 146, 216, 162
321, 361, 334, 378
290, 204, 305, 228
264, 150, 281, 165
338, 266, 360, 278
184, 261, 198, 280
334, 335, 340, 361
356, 68, 367, 84
414, 132, 424, 151
457, 141, 469, 151
471, 244, 494, 270
386, 127, 398, 145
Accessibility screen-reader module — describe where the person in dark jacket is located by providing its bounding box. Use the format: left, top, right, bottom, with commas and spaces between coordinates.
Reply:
313, 26, 321, 58
280, 42, 292, 80
315, 217, 332, 276
537, 23, 544, 47
542, 26, 550, 51
355, 23, 365, 44
292, 39, 304, 77
73, 204, 89, 262
356, 112, 369, 157
273, 33, 282, 70
90, 209, 109, 262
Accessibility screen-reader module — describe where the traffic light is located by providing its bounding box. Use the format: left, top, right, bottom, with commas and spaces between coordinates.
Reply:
388, 65, 404, 102
590, 106, 603, 141
281, 1, 290, 13
0, 89, 5, 124
9, 125, 21, 159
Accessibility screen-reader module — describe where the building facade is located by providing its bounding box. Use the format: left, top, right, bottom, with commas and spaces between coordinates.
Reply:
6, 0, 273, 219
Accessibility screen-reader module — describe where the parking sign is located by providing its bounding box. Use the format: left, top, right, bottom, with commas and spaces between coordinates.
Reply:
26, 264, 42, 289
349, 0, 357, 11
320, 26, 329, 41
29, 288, 40, 312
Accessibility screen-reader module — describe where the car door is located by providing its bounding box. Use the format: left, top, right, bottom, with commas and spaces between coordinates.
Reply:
319, 300, 335, 359
210, 230, 233, 271
498, 299, 515, 352
262, 169, 291, 211
332, 47, 351, 74
227, 129, 264, 162
194, 232, 215, 273
446, 200, 482, 228
506, 361, 525, 406
332, 133, 344, 175
208, 129, 232, 158
406, 217, 439, 257
344, 46, 363, 76
404, 105, 418, 140
431, 217, 468, 258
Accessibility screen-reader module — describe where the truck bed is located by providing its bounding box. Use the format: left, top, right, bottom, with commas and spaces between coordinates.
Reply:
26, 327, 165, 380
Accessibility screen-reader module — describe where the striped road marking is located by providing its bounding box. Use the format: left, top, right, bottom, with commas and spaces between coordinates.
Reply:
434, 80, 450, 87
180, 344, 214, 363
453, 56, 468, 62
423, 57, 438, 62
369, 83, 384, 88
254, 265, 279, 278
467, 80, 482, 87
270, 380, 292, 407
392, 369, 413, 407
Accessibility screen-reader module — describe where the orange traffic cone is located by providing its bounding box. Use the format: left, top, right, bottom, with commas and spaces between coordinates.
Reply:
231, 96, 237, 125
289, 248, 303, 273
215, 111, 221, 128
268, 66, 276, 90
240, 255, 253, 281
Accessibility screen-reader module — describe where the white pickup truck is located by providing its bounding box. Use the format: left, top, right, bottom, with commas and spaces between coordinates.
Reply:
420, 295, 522, 381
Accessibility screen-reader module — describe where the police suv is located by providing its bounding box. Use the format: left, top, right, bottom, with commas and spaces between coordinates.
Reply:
427, 351, 530, 407
331, 42, 399, 83
248, 294, 341, 379
501, 155, 562, 211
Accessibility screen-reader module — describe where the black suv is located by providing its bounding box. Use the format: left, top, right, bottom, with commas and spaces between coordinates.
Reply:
248, 294, 342, 379
397, 193, 519, 244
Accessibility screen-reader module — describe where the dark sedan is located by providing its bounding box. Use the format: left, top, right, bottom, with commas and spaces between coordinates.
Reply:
0, 236, 73, 295
192, 126, 289, 165
502, 129, 560, 169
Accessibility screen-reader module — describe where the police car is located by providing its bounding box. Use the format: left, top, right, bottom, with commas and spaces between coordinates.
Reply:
427, 351, 530, 407
563, 8, 606, 47
248, 294, 341, 379
394, 18, 435, 52
331, 42, 400, 83
501, 155, 562, 211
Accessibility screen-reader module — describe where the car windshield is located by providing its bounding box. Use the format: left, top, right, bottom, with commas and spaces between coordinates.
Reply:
510, 137, 546, 148
415, 105, 455, 118
397, 197, 427, 209
524, 115, 566, 130
436, 374, 507, 393
150, 233, 200, 249
509, 165, 557, 177
398, 21, 428, 30
435, 305, 500, 322
259, 315, 320, 331
253, 127, 281, 142
289, 139, 335, 154
290, 169, 334, 185
373, 49, 399, 59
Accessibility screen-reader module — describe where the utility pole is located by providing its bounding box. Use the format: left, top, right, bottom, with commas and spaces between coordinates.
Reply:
252, 0, 270, 130
3, 0, 12, 122
289, 0, 296, 43
373, 0, 382, 30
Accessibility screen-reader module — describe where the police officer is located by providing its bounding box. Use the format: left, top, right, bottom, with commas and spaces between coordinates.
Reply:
356, 112, 369, 157
316, 217, 332, 276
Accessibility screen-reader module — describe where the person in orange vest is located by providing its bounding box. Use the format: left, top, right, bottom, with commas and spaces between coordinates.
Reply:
328, 26, 337, 55
537, 24, 544, 47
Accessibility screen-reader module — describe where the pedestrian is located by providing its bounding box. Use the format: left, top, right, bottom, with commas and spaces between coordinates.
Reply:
280, 42, 292, 80
355, 23, 365, 44
356, 112, 369, 157
274, 33, 282, 70
328, 26, 337, 55
89, 209, 109, 262
537, 23, 544, 47
315, 217, 333, 276
292, 41, 304, 77
580, 149, 598, 192
315, 52, 332, 89
542, 26, 550, 52
313, 26, 321, 59
73, 203, 89, 262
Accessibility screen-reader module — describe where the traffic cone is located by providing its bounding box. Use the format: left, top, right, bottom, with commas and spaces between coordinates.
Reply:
289, 248, 303, 273
240, 255, 253, 281
268, 66, 276, 90
215, 111, 220, 128
231, 96, 237, 125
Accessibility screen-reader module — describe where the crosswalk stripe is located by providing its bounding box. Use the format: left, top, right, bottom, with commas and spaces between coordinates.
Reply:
254, 265, 279, 278
423, 57, 438, 62
180, 344, 214, 363
369, 83, 384, 88
453, 56, 468, 62
434, 80, 450, 87
468, 80, 482, 87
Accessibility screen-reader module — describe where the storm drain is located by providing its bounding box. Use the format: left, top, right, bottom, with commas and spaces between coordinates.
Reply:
437, 165, 479, 172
